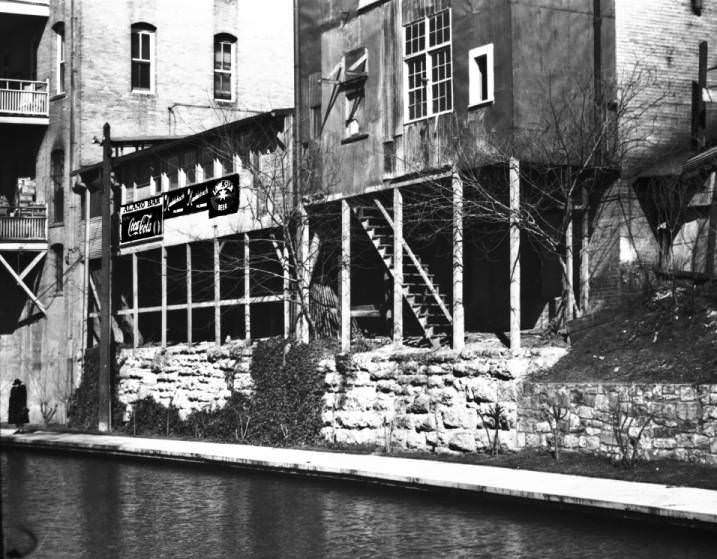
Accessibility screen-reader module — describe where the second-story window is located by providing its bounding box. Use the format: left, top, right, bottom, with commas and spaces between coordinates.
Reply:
214, 34, 236, 101
131, 23, 155, 92
51, 149, 64, 224
54, 23, 65, 94
403, 9, 453, 122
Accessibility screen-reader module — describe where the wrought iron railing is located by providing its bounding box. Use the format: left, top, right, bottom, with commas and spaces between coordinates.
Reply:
0, 79, 49, 117
0, 205, 48, 241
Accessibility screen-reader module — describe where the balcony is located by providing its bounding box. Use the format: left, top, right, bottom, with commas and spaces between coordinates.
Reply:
0, 79, 49, 125
0, 204, 48, 248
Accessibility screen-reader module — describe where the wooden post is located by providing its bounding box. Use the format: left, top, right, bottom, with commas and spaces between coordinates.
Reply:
195, 163, 204, 183
580, 186, 590, 313
178, 168, 187, 188
282, 244, 290, 338
244, 233, 251, 340
509, 157, 521, 353
566, 210, 575, 322
98, 122, 112, 432
706, 171, 717, 280
186, 244, 193, 346
214, 232, 221, 345
132, 252, 138, 350
296, 204, 310, 343
213, 158, 222, 178
393, 187, 403, 345
340, 199, 351, 352
452, 170, 465, 350
161, 245, 167, 348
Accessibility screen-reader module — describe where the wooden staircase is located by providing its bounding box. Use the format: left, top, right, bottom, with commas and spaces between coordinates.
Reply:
350, 198, 452, 346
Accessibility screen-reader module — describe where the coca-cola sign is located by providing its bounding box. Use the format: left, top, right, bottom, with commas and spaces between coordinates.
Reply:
120, 195, 163, 245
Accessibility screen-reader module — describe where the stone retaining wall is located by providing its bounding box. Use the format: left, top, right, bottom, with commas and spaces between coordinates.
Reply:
518, 383, 717, 465
319, 347, 565, 454
117, 342, 253, 420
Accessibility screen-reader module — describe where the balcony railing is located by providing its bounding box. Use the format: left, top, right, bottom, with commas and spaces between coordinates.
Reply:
0, 79, 49, 118
0, 205, 48, 242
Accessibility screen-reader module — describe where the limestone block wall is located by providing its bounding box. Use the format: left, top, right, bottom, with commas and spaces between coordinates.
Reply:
519, 383, 717, 465
117, 342, 252, 420
319, 348, 566, 454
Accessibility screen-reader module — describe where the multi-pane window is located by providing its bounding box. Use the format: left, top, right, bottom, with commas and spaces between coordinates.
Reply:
214, 34, 236, 101
403, 9, 453, 122
131, 24, 155, 91
51, 149, 64, 224
54, 23, 65, 94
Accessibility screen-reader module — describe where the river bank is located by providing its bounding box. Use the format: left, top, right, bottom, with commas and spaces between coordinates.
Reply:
3, 428, 716, 530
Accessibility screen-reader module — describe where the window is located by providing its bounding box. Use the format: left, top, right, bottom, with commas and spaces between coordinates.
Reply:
52, 244, 63, 293
214, 34, 236, 101
53, 23, 65, 94
468, 44, 494, 107
342, 47, 368, 141
131, 23, 155, 91
51, 149, 64, 223
403, 9, 453, 122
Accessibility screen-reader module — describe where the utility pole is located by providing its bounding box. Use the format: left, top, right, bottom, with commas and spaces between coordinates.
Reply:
98, 122, 112, 432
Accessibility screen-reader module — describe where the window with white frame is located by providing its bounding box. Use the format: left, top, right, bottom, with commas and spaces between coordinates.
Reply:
131, 23, 155, 91
468, 44, 494, 107
214, 34, 236, 101
403, 9, 453, 122
54, 23, 65, 94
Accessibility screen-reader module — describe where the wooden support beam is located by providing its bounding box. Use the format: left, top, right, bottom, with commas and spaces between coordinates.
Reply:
580, 186, 590, 313
270, 233, 291, 339
132, 252, 138, 350
161, 245, 167, 348
393, 187, 403, 345
282, 244, 290, 339
99, 122, 112, 432
160, 172, 169, 193
566, 210, 575, 322
195, 163, 204, 183
178, 168, 187, 188
0, 253, 47, 316
89, 274, 101, 312
19, 250, 46, 281
297, 204, 310, 343
213, 158, 222, 178
244, 233, 251, 341
509, 157, 521, 353
340, 199, 351, 352
214, 233, 221, 345
452, 170, 465, 351
186, 244, 192, 346
706, 171, 717, 280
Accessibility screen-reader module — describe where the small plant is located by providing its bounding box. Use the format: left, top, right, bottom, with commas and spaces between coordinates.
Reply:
610, 391, 654, 469
479, 403, 507, 456
539, 389, 570, 462
39, 401, 58, 426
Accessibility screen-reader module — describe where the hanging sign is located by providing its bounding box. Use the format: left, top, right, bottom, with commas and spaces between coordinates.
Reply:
208, 174, 240, 218
120, 195, 164, 245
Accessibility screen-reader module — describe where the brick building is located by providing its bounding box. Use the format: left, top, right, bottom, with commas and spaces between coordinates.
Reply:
0, 0, 292, 423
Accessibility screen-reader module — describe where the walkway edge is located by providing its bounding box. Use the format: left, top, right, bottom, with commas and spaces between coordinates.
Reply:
2, 429, 716, 528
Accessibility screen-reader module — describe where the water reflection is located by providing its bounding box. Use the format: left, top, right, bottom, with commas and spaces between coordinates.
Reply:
1, 449, 713, 558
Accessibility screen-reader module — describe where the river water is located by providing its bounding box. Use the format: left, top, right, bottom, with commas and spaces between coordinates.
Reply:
1, 449, 713, 558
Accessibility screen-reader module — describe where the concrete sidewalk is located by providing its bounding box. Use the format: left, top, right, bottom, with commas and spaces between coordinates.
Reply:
2, 428, 716, 528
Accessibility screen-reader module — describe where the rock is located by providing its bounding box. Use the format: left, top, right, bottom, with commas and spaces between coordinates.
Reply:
448, 432, 477, 453
407, 394, 431, 414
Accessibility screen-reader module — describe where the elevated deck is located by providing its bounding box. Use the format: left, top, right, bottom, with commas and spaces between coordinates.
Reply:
0, 204, 48, 249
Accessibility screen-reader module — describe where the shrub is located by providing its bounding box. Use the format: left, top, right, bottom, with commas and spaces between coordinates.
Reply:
249, 338, 328, 446
125, 396, 183, 437
67, 345, 126, 430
